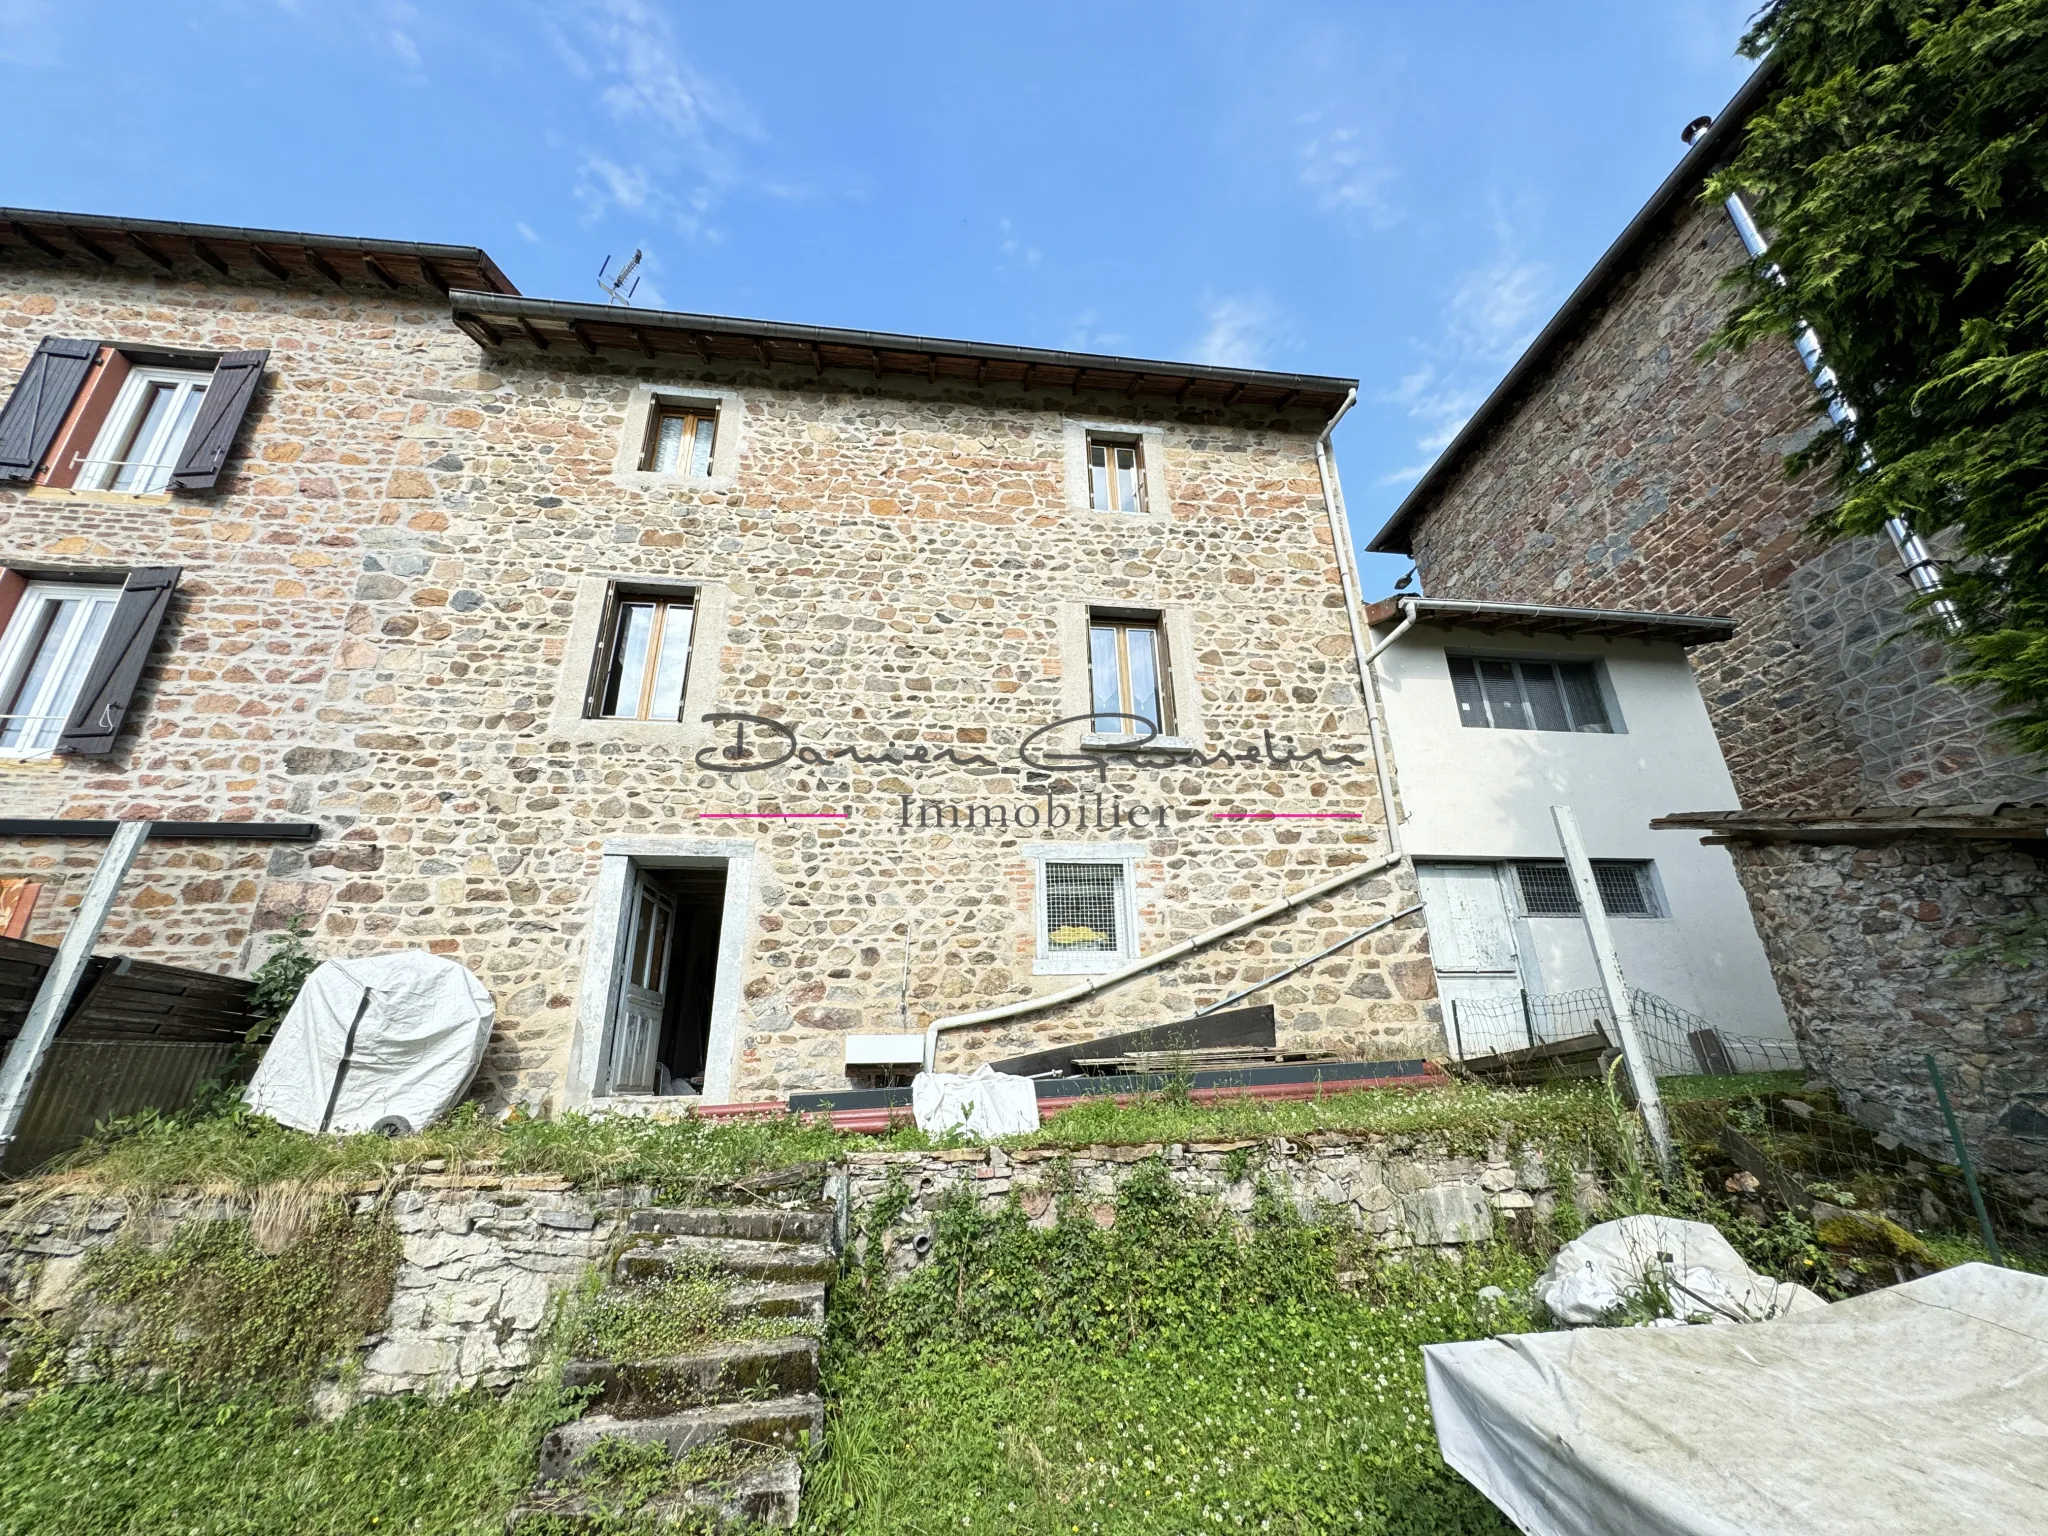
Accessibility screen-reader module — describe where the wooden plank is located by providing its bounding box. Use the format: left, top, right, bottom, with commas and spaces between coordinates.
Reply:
990, 1005, 1276, 1079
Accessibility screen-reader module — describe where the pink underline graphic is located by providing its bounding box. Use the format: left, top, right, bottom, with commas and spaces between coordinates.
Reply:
695, 812, 849, 820
1211, 811, 1362, 820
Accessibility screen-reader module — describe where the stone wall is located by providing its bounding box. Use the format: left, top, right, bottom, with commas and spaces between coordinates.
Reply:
1401, 194, 2048, 810
1, 250, 1439, 1108
842, 1132, 1584, 1278
0, 1177, 622, 1405
1724, 835, 2048, 1205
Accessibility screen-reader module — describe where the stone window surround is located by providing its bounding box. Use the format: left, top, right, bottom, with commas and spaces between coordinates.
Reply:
1062, 416, 1170, 518
610, 382, 745, 492
565, 836, 756, 1107
1025, 840, 1144, 975
547, 572, 731, 750
1057, 599, 1204, 752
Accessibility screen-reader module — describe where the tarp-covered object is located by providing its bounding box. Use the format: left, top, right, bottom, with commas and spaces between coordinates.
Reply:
1425, 1263, 2048, 1536
245, 953, 494, 1135
1534, 1214, 1826, 1325
911, 1066, 1040, 1139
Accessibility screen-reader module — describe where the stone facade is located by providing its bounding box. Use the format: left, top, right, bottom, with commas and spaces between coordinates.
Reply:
1724, 835, 2048, 1206
843, 1131, 1582, 1278
1397, 194, 2048, 810
0, 1178, 621, 1403
1, 248, 1437, 1108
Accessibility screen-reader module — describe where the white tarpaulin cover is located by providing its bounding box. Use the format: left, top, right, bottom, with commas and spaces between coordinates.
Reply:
1533, 1215, 1827, 1325
911, 1066, 1040, 1139
245, 953, 494, 1135
1425, 1262, 2048, 1536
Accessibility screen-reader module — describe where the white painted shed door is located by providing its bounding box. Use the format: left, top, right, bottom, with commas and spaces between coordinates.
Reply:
607, 873, 674, 1094
1415, 862, 1527, 1059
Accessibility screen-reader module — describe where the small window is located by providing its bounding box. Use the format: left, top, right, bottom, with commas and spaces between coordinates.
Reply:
1086, 435, 1145, 513
0, 582, 120, 756
591, 593, 695, 721
79, 367, 213, 495
1089, 615, 1171, 736
1040, 861, 1130, 964
1514, 860, 1661, 918
642, 403, 717, 476
1447, 655, 1611, 733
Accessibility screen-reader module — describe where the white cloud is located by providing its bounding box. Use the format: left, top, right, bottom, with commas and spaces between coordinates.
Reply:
1376, 242, 1552, 482
577, 154, 651, 216
1297, 117, 1397, 229
388, 28, 421, 70
1191, 294, 1284, 370
1063, 310, 1128, 355
515, 221, 540, 244
996, 218, 1041, 274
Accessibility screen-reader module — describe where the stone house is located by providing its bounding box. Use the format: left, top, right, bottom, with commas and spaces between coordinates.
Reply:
0, 207, 1435, 1111
1365, 66, 2047, 1197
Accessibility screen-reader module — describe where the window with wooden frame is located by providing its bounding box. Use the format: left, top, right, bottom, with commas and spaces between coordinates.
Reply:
0, 337, 266, 494
0, 567, 181, 758
587, 589, 696, 722
1086, 434, 1145, 514
1088, 614, 1171, 736
1447, 654, 1613, 734
640, 402, 718, 477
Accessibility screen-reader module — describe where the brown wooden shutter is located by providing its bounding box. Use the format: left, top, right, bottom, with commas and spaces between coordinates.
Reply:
581, 583, 622, 718
169, 349, 268, 490
54, 567, 181, 756
0, 337, 100, 481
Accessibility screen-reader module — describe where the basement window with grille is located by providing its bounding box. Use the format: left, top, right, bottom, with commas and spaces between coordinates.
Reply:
1514, 860, 1663, 918
1447, 654, 1614, 733
1033, 854, 1139, 973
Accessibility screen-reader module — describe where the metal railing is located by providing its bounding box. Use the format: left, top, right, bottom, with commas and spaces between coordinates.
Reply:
1448, 985, 1804, 1078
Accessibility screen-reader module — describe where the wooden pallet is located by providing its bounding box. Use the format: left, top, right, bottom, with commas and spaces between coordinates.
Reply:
1452, 1030, 1618, 1087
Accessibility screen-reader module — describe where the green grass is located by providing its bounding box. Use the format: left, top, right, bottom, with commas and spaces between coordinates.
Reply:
0, 1382, 572, 1536
805, 1163, 1538, 1535
570, 1266, 813, 1363
20, 1072, 1811, 1202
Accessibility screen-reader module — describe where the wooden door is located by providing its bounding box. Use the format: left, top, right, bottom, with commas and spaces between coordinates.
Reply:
608, 874, 674, 1094
1415, 862, 1529, 1058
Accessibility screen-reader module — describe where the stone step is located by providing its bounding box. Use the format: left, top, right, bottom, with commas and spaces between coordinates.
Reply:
617, 1234, 837, 1286
511, 1449, 801, 1531
628, 1207, 834, 1247
724, 1281, 826, 1326
562, 1334, 819, 1418
538, 1394, 825, 1484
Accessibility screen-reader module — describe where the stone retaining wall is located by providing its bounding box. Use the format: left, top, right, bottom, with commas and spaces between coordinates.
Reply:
842, 1133, 1590, 1278
0, 1177, 625, 1406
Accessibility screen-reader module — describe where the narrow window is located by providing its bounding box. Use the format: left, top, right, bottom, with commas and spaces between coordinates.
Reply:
1592, 860, 1657, 917
1447, 654, 1613, 733
1514, 860, 1660, 917
1086, 436, 1145, 513
81, 368, 211, 494
642, 403, 717, 476
1042, 862, 1125, 956
594, 594, 695, 721
1088, 615, 1170, 735
0, 583, 120, 756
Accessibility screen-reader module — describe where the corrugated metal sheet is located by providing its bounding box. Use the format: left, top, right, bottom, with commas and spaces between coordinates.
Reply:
1, 1039, 243, 1175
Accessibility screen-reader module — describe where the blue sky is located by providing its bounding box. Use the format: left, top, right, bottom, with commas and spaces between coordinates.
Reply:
4, 1, 1758, 591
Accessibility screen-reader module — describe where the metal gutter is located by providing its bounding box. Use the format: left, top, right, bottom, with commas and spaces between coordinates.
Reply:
1368, 57, 1780, 554
449, 289, 1358, 398
1365, 595, 1736, 645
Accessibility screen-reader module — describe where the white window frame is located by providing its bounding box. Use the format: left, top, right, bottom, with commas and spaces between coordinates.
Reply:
79, 365, 213, 495
0, 581, 120, 758
1026, 842, 1143, 975
1445, 652, 1623, 735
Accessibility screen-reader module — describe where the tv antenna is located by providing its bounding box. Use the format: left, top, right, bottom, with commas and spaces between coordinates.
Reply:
597, 249, 643, 306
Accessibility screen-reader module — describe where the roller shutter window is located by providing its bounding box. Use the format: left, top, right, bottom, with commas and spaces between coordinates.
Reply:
0, 338, 101, 482
53, 567, 181, 756
169, 350, 267, 490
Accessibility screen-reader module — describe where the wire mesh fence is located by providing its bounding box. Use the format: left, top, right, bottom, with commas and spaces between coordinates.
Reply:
1446, 986, 1805, 1077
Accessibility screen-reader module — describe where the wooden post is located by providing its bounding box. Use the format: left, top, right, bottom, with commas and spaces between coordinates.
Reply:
1550, 805, 1674, 1174
0, 820, 150, 1157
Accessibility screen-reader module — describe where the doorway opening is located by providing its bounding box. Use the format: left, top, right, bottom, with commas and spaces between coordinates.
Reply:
606, 863, 728, 1096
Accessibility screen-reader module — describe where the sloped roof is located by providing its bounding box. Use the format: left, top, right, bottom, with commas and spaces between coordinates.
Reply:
1651, 804, 2048, 845
0, 208, 517, 295
447, 290, 1357, 415
1366, 595, 1736, 646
